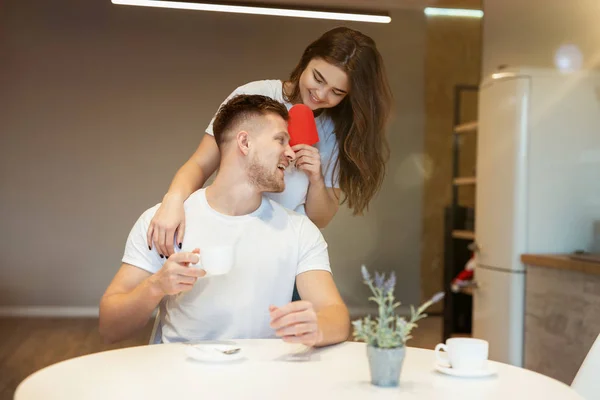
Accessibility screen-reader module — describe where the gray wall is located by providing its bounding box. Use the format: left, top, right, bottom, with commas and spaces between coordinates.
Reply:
0, 0, 425, 314
482, 0, 600, 78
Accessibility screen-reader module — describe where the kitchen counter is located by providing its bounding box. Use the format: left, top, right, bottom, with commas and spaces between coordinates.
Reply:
521, 253, 600, 276
522, 253, 600, 384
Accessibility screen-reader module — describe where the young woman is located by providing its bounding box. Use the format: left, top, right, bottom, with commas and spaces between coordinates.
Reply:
148, 27, 393, 257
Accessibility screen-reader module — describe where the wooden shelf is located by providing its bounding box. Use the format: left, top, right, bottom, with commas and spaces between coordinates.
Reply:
456, 281, 478, 296
452, 230, 475, 240
453, 176, 476, 186
450, 333, 473, 338
454, 121, 478, 134
444, 85, 479, 342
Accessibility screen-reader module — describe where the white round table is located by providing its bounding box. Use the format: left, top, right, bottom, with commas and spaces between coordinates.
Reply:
15, 339, 583, 400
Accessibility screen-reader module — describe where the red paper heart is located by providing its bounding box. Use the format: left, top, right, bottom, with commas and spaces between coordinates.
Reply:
288, 104, 319, 146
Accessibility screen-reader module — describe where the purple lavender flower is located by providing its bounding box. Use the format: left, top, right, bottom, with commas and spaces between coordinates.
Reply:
361, 265, 371, 282
374, 272, 385, 289
383, 271, 396, 294
429, 291, 445, 304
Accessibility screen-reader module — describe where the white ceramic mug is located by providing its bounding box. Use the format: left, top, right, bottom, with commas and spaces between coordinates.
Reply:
193, 246, 234, 276
434, 338, 489, 370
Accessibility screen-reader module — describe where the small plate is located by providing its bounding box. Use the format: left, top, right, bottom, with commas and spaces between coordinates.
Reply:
185, 344, 244, 363
434, 362, 497, 378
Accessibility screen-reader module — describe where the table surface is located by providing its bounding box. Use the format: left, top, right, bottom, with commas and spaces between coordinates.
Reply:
15, 339, 583, 400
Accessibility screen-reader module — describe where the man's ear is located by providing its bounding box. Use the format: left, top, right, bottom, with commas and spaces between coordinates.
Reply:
236, 131, 250, 156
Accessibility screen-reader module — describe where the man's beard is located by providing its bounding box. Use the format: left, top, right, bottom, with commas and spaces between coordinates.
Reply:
247, 156, 285, 193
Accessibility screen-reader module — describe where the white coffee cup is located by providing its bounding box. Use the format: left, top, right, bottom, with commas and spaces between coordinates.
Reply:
192, 246, 234, 276
434, 338, 489, 370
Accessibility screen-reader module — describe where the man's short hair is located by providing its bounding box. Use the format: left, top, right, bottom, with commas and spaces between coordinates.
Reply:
212, 94, 289, 148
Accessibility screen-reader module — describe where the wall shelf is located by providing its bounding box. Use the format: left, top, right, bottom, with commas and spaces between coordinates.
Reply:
455, 281, 478, 296
452, 230, 476, 240
454, 121, 478, 134
453, 176, 477, 186
444, 84, 479, 341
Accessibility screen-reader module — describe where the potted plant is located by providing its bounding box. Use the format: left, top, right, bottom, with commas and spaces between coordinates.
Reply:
352, 265, 445, 387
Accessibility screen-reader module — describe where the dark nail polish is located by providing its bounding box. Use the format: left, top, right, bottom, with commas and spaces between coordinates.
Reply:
178, 243, 182, 249
148, 246, 151, 250
160, 254, 164, 259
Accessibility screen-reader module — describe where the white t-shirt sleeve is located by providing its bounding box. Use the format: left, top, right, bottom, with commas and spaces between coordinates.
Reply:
205, 80, 277, 136
322, 141, 340, 189
317, 117, 340, 189
122, 205, 164, 274
295, 217, 331, 276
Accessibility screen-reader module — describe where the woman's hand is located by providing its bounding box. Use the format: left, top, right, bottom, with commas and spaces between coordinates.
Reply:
147, 193, 186, 257
292, 144, 323, 184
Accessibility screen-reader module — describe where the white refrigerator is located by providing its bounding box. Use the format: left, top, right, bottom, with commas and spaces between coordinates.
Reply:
473, 67, 600, 366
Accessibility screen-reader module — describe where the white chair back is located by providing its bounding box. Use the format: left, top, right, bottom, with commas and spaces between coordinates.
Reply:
571, 333, 600, 400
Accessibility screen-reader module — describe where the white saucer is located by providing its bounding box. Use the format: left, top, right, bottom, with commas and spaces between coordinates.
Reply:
185, 344, 245, 363
434, 362, 497, 378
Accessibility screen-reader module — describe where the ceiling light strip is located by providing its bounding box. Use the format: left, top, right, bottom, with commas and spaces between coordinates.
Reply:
424, 7, 483, 18
111, 0, 392, 24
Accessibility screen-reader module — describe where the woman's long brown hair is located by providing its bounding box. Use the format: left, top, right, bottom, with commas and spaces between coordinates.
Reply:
284, 27, 393, 215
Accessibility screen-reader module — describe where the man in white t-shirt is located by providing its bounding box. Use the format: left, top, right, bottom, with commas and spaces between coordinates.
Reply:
99, 94, 350, 346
